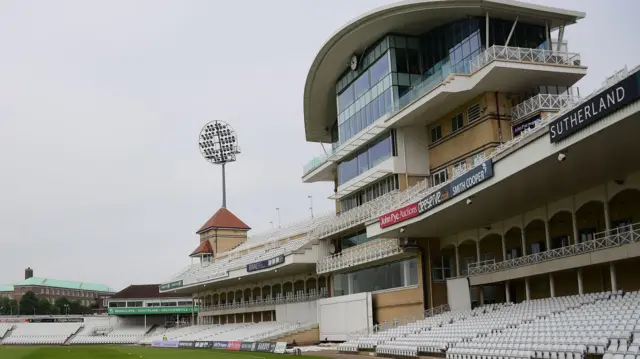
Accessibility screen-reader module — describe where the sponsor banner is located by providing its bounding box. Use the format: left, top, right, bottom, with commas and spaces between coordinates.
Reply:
178, 341, 195, 349
159, 280, 183, 291
151, 340, 180, 348
108, 306, 198, 316
254, 342, 276, 353
512, 114, 542, 137
240, 341, 257, 352
417, 186, 450, 215
549, 70, 640, 143
448, 160, 494, 198
274, 342, 287, 354
194, 341, 213, 349
28, 317, 84, 323
226, 341, 242, 351
246, 254, 285, 272
212, 341, 228, 349
379, 202, 419, 228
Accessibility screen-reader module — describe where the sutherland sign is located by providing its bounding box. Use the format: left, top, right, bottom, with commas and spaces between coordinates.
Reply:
549, 70, 640, 143
379, 159, 494, 228
108, 306, 198, 316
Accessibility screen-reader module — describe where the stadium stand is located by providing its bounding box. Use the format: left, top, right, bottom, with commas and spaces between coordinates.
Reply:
0, 323, 14, 339
2, 322, 83, 345
70, 323, 150, 344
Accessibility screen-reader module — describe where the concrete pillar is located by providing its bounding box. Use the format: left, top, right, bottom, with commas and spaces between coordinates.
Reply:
505, 281, 511, 303
479, 287, 484, 306
577, 268, 584, 295
525, 277, 531, 301
610, 263, 618, 292
544, 220, 552, 251
476, 240, 481, 263
455, 245, 461, 276
604, 200, 612, 232
571, 211, 579, 245
549, 274, 556, 298
521, 228, 527, 256
501, 234, 507, 261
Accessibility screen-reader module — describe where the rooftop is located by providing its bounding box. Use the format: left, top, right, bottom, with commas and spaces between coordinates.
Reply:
189, 240, 214, 257
110, 284, 187, 299
0, 284, 14, 292
13, 277, 115, 293
197, 207, 251, 234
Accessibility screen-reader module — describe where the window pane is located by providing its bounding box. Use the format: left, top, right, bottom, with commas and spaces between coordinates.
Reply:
338, 86, 354, 113
353, 72, 370, 100
370, 53, 390, 85
369, 134, 391, 167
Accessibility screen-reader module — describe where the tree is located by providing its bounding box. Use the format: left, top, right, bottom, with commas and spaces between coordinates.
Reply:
0, 297, 11, 315
55, 297, 71, 315
36, 298, 52, 315
19, 291, 39, 315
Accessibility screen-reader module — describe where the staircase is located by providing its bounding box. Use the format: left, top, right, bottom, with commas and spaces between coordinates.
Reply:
1, 327, 15, 344
64, 326, 85, 345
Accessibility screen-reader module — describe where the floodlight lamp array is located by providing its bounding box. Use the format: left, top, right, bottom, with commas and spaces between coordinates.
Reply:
199, 121, 241, 164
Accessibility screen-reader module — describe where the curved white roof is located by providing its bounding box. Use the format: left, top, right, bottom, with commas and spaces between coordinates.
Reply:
303, 0, 585, 142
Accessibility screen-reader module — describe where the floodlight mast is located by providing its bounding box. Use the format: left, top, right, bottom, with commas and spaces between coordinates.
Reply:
198, 120, 241, 209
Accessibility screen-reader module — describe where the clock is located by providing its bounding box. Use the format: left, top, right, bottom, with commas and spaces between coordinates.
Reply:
350, 54, 358, 71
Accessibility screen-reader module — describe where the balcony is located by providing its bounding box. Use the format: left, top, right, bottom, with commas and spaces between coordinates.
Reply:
316, 237, 404, 274
302, 45, 583, 182
467, 223, 640, 277
302, 145, 335, 180
198, 290, 328, 313
511, 93, 581, 122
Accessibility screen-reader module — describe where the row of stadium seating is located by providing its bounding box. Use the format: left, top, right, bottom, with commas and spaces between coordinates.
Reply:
0, 320, 315, 345
340, 291, 640, 358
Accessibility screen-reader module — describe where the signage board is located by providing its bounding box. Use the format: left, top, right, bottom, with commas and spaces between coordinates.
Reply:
273, 342, 288, 354
108, 305, 198, 316
512, 114, 542, 137
240, 342, 257, 351
194, 341, 213, 349
254, 342, 276, 353
379, 202, 419, 228
28, 317, 84, 323
178, 341, 195, 349
151, 340, 180, 348
448, 160, 494, 198
417, 186, 451, 215
246, 255, 285, 272
226, 341, 242, 351
159, 280, 183, 291
212, 341, 228, 349
549, 70, 640, 143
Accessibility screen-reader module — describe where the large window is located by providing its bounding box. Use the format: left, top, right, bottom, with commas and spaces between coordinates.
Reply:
332, 258, 419, 296
431, 256, 453, 282
340, 230, 369, 250
337, 131, 395, 185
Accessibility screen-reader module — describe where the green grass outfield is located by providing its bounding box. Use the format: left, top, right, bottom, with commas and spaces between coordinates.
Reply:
0, 346, 327, 359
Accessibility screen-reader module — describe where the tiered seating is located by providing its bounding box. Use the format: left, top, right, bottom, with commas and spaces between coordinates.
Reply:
341, 291, 640, 359
3, 322, 82, 345
0, 323, 14, 339
71, 323, 148, 344
138, 324, 217, 344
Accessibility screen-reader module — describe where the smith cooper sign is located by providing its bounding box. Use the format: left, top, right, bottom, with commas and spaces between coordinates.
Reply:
549, 70, 640, 143
379, 159, 494, 228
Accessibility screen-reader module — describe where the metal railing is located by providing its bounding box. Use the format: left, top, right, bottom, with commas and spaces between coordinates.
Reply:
302, 146, 335, 176
470, 45, 581, 72
467, 224, 640, 276
510, 93, 581, 122
198, 291, 328, 312
316, 238, 403, 274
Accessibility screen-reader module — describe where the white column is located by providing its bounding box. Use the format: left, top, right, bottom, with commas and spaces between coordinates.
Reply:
604, 201, 612, 232
549, 274, 556, 298
455, 245, 461, 276
505, 281, 511, 303
525, 277, 531, 301
571, 211, 579, 244
610, 263, 618, 292
485, 12, 490, 49
521, 228, 527, 256
476, 240, 481, 263
501, 234, 507, 261
577, 268, 584, 295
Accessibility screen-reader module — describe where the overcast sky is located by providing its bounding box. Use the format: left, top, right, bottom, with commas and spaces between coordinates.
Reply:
0, 0, 638, 291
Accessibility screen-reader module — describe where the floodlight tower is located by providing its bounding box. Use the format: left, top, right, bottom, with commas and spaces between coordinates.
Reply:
198, 121, 241, 208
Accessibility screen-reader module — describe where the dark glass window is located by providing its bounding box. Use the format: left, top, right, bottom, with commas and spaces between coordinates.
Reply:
338, 86, 354, 113
430, 125, 442, 142
452, 113, 464, 132
337, 131, 395, 185
369, 54, 390, 85
354, 72, 370, 100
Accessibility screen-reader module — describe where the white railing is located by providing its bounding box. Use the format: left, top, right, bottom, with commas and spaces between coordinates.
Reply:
470, 45, 581, 72
510, 93, 581, 122
198, 290, 328, 312
467, 223, 640, 276
316, 238, 403, 274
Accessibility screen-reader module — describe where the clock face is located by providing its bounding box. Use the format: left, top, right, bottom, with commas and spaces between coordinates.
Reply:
350, 55, 358, 70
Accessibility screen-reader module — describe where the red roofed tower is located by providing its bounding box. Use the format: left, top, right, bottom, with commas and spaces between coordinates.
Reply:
190, 207, 250, 259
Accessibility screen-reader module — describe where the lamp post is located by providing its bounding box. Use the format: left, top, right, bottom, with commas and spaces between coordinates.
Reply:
276, 208, 281, 228
308, 196, 314, 219
198, 121, 241, 209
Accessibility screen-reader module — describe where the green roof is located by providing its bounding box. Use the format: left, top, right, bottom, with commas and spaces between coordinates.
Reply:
13, 277, 114, 293
0, 284, 14, 292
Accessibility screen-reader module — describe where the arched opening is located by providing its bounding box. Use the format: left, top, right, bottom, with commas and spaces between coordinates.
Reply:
318, 276, 327, 295
243, 288, 251, 302
234, 290, 242, 303
220, 292, 227, 305
458, 239, 477, 275
293, 280, 305, 296
524, 219, 546, 254
575, 201, 605, 241
479, 233, 503, 263
283, 282, 293, 297
204, 294, 212, 307
548, 211, 573, 248
609, 188, 640, 230
212, 293, 219, 306
272, 284, 282, 299
436, 244, 456, 278
305, 278, 317, 295
504, 227, 523, 259
261, 286, 271, 300
253, 287, 261, 301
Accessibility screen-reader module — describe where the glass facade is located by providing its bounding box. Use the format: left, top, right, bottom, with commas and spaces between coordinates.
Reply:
337, 131, 396, 185
339, 175, 399, 213
332, 17, 548, 146
340, 230, 369, 250
333, 258, 418, 296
